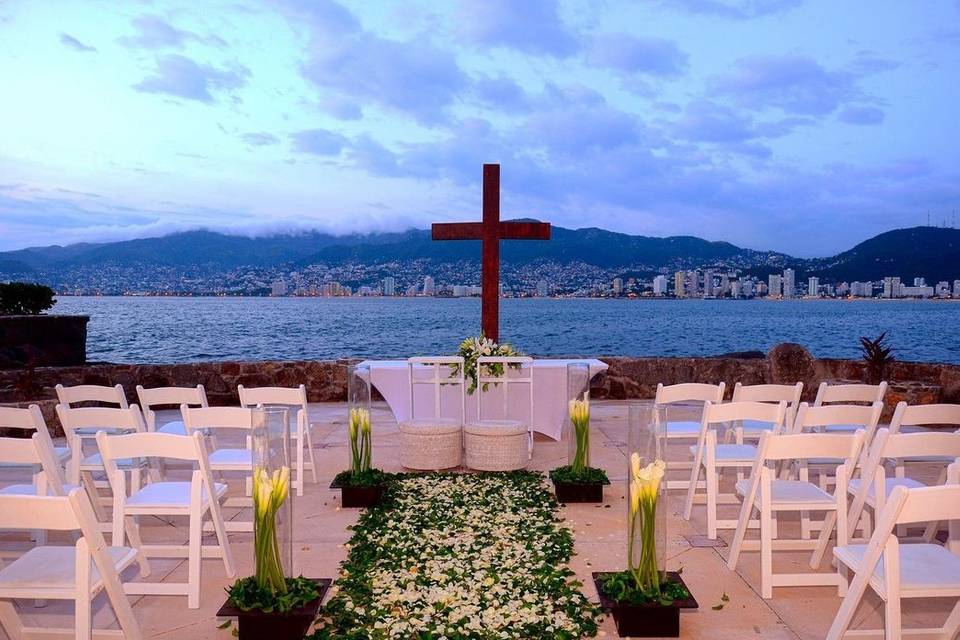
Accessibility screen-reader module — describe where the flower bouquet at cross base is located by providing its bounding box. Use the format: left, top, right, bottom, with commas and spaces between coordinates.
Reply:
331, 364, 391, 508
550, 364, 610, 503
593, 404, 697, 639
222, 407, 327, 640
453, 333, 522, 394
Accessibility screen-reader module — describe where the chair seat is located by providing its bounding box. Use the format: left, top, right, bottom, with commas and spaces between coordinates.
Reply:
157, 420, 187, 436
81, 453, 147, 470
74, 427, 134, 437
739, 419, 774, 433
465, 420, 527, 437
736, 478, 835, 506
690, 444, 757, 463
398, 419, 462, 436
0, 483, 81, 496
0, 546, 138, 593
127, 481, 228, 509
666, 421, 701, 436
208, 448, 252, 468
847, 477, 925, 500
824, 424, 861, 433
834, 543, 960, 594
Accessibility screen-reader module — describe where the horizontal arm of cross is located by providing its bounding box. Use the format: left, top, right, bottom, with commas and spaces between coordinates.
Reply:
431, 221, 551, 241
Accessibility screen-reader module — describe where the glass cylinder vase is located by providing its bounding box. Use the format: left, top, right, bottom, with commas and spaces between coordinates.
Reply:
251, 406, 293, 592
565, 362, 592, 473
347, 363, 373, 475
626, 403, 667, 598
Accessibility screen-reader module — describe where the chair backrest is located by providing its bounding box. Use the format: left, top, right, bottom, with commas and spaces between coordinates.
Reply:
181, 405, 254, 434
0, 404, 60, 460
238, 385, 308, 429
888, 402, 960, 434
0, 433, 68, 496
792, 401, 883, 434
56, 383, 128, 408
136, 385, 208, 431
96, 431, 207, 466
813, 381, 887, 407
55, 404, 146, 437
732, 382, 803, 405
0, 488, 99, 532
758, 430, 865, 464
476, 356, 533, 422
887, 483, 960, 528
655, 382, 725, 406
407, 357, 466, 423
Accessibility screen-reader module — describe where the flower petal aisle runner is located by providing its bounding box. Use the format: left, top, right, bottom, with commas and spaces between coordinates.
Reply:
310, 472, 601, 639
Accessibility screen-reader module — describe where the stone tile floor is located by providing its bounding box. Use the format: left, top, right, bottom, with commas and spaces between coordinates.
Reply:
0, 400, 956, 639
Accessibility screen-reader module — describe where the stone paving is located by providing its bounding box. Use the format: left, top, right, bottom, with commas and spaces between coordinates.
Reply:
0, 400, 956, 639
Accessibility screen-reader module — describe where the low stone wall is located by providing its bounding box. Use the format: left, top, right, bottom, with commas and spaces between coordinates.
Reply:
1, 344, 957, 434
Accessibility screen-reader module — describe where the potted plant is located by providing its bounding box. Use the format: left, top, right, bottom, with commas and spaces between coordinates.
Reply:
550, 363, 609, 502
859, 332, 895, 384
219, 407, 329, 639
330, 364, 390, 508
593, 404, 697, 638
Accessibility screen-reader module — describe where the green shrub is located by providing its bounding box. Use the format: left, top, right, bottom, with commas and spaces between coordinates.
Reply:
0, 282, 56, 315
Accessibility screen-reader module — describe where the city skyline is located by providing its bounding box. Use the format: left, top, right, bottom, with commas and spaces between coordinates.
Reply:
1, 1, 959, 255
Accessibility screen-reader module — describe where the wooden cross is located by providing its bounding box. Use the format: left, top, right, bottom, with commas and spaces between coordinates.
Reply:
432, 163, 551, 342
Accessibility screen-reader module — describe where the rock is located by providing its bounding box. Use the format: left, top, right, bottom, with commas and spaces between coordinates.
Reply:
767, 343, 818, 395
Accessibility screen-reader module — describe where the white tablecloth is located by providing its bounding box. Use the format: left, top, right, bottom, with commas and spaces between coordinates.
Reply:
357, 359, 608, 440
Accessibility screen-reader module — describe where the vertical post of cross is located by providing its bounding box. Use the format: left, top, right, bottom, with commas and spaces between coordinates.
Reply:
482, 163, 500, 342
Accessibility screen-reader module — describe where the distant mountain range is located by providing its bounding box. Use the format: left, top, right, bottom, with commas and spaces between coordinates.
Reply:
1, 225, 958, 289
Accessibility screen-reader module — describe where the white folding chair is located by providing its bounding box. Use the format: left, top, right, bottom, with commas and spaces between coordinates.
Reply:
888, 402, 960, 479
0, 404, 70, 483
96, 431, 235, 609
828, 477, 960, 640
655, 382, 725, 490
727, 430, 865, 599
400, 357, 466, 471
0, 433, 71, 499
136, 385, 208, 436
238, 385, 317, 496
55, 384, 128, 410
813, 382, 887, 432
181, 405, 254, 532
684, 400, 788, 539
0, 489, 143, 640
727, 383, 803, 443
55, 405, 150, 522
847, 429, 960, 543
464, 356, 534, 470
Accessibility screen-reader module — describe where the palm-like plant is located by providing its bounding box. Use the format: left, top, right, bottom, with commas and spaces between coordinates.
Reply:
859, 332, 895, 383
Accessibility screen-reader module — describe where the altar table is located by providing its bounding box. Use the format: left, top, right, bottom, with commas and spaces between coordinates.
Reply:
357, 359, 608, 441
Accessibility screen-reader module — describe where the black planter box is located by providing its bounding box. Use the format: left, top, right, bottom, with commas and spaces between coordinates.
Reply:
553, 480, 604, 503
217, 578, 330, 640
593, 572, 698, 638
329, 479, 385, 508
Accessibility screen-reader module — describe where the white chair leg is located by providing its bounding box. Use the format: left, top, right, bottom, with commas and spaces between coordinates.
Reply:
707, 469, 719, 540
187, 508, 202, 609
683, 464, 701, 520
296, 422, 305, 497
76, 590, 92, 640
811, 510, 836, 569
208, 504, 236, 578
126, 516, 151, 577
80, 471, 107, 521
884, 594, 902, 640
0, 601, 25, 640
760, 500, 774, 599
304, 423, 319, 483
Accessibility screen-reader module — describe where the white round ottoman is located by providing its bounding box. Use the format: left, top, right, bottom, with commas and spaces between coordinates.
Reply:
398, 419, 463, 470
464, 420, 529, 471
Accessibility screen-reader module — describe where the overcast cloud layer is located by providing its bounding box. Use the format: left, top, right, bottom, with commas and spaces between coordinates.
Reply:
0, 0, 958, 256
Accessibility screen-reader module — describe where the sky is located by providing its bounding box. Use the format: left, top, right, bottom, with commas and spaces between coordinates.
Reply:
0, 0, 958, 257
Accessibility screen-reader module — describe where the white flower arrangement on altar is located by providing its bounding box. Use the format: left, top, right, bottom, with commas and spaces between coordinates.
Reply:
453, 334, 523, 394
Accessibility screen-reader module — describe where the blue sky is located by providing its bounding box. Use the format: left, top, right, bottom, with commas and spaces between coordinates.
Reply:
0, 0, 958, 256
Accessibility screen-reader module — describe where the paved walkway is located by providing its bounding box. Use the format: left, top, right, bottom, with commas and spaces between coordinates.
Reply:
0, 400, 955, 638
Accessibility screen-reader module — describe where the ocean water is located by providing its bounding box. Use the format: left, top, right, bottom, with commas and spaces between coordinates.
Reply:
52, 296, 960, 365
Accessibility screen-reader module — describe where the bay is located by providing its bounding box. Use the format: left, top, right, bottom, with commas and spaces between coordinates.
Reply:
52, 296, 960, 365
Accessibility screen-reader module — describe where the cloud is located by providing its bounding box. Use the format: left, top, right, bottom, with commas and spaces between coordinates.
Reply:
241, 132, 280, 146
268, 0, 361, 37
458, 0, 578, 56
674, 100, 756, 142
133, 54, 249, 103
318, 95, 363, 120
837, 105, 885, 125
301, 34, 468, 125
711, 54, 859, 115
291, 128, 349, 155
646, 0, 802, 19
120, 15, 189, 49
59, 33, 97, 53
473, 75, 530, 112
587, 34, 688, 76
